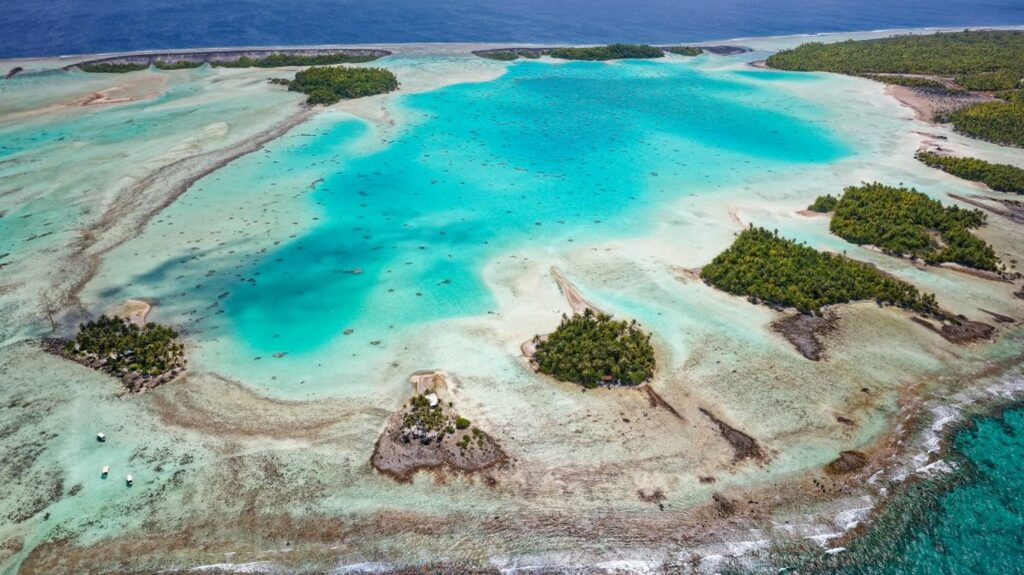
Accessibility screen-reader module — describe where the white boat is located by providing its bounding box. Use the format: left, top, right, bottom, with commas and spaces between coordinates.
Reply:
125, 474, 134, 486
96, 432, 106, 442
101, 465, 109, 477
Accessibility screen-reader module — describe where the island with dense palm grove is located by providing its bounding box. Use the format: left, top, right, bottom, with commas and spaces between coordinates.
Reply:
278, 65, 399, 104
916, 151, 1024, 194
531, 309, 656, 388
812, 182, 1001, 272
700, 226, 939, 316
47, 315, 185, 391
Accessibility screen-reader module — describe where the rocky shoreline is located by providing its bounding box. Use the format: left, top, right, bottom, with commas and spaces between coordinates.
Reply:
371, 372, 506, 482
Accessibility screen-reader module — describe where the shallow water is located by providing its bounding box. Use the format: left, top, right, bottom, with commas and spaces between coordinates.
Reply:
83, 56, 851, 396
1, 42, 1023, 575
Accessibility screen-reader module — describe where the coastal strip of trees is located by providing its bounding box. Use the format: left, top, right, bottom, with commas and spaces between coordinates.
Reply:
811, 182, 1000, 272
700, 226, 939, 316
765, 30, 1024, 76
282, 65, 399, 105
76, 51, 386, 73
475, 44, 666, 62
764, 30, 1024, 148
547, 44, 665, 61
916, 151, 1024, 195
533, 309, 656, 388
941, 99, 1024, 148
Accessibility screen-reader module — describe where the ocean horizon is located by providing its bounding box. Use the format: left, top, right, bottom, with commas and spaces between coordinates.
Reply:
3, 0, 1023, 58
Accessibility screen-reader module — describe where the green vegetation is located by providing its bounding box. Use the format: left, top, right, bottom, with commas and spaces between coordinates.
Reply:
764, 31, 1024, 148
209, 53, 380, 68
546, 44, 665, 61
825, 183, 999, 271
943, 99, 1024, 148
400, 394, 482, 450
995, 89, 1024, 103
77, 62, 149, 73
807, 194, 839, 212
666, 46, 704, 57
765, 30, 1024, 76
402, 394, 449, 434
286, 65, 399, 105
477, 51, 520, 61
866, 74, 958, 91
64, 315, 185, 376
955, 69, 1022, 91
533, 309, 655, 388
916, 151, 1024, 194
78, 52, 382, 73
700, 227, 938, 315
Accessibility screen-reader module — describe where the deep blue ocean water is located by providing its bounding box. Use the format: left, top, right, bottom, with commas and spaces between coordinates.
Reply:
2, 0, 1023, 58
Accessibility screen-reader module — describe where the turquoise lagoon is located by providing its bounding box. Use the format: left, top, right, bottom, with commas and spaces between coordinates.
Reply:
2, 47, 1024, 575
85, 58, 850, 393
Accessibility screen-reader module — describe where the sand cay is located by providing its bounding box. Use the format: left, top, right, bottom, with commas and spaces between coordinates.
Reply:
0, 30, 1023, 574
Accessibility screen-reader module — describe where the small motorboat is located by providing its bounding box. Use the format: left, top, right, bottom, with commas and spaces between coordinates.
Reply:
125, 474, 134, 487
101, 465, 110, 478
96, 432, 106, 442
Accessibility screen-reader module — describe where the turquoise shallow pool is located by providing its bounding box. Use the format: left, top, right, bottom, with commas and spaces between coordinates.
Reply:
94, 59, 849, 356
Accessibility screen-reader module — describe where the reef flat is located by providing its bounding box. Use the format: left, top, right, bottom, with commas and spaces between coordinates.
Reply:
0, 29, 1022, 574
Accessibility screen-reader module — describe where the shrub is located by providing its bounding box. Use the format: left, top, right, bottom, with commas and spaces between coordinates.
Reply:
808, 194, 839, 212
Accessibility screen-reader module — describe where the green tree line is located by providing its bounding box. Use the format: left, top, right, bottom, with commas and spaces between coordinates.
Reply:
916, 151, 1024, 194
533, 309, 656, 388
820, 182, 1000, 271
700, 227, 939, 316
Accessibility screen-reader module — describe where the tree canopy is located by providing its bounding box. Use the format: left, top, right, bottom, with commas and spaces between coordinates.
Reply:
533, 309, 655, 388
700, 227, 938, 316
546, 44, 665, 61
916, 151, 1024, 195
824, 183, 999, 271
285, 65, 399, 105
766, 30, 1024, 76
66, 315, 185, 376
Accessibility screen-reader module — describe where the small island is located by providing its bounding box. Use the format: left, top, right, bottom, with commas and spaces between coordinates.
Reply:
47, 315, 186, 391
916, 151, 1024, 195
371, 372, 505, 482
701, 226, 939, 316
812, 182, 1001, 272
701, 226, 995, 353
532, 309, 656, 388
279, 65, 399, 105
